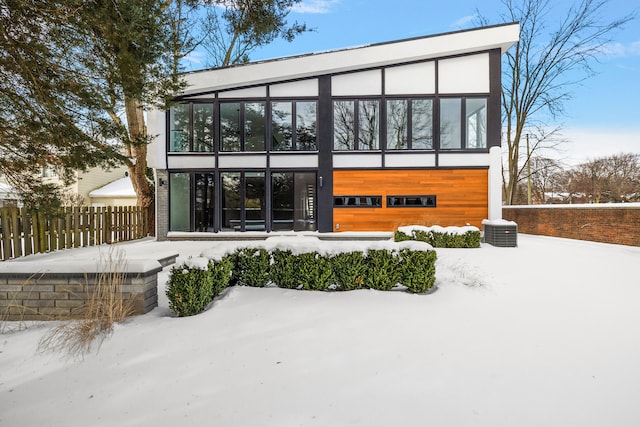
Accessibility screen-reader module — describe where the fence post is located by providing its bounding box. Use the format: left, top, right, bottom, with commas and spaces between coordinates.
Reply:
22, 208, 32, 256
0, 208, 11, 260
106, 206, 112, 244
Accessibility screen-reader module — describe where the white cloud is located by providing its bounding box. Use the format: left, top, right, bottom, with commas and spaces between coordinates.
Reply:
451, 14, 477, 29
598, 40, 640, 57
560, 127, 640, 165
291, 0, 340, 14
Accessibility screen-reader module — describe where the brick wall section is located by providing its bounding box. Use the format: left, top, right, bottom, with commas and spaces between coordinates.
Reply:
0, 255, 180, 321
503, 205, 640, 247
156, 169, 169, 241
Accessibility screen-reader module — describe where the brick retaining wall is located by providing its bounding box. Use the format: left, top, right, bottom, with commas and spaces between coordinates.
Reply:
0, 253, 177, 321
503, 204, 640, 246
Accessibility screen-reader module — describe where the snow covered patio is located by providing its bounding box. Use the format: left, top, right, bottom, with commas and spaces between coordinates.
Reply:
1, 234, 640, 426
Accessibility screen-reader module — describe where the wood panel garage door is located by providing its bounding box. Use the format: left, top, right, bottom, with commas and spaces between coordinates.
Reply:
333, 169, 488, 231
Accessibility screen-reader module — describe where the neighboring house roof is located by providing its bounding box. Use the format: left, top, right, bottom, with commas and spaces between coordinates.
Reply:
89, 177, 136, 198
179, 23, 520, 96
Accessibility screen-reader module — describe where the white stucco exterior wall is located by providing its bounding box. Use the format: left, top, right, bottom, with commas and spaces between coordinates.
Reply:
488, 146, 503, 220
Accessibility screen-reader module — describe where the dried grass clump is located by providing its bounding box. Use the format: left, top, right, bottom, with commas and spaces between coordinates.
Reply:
38, 249, 136, 357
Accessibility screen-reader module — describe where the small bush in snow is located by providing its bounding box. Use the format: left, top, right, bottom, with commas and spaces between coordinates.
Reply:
398, 249, 437, 293
396, 226, 481, 248
166, 264, 214, 317
270, 249, 298, 289
364, 250, 401, 291
296, 252, 334, 291
231, 248, 270, 287
332, 251, 368, 291
209, 256, 234, 296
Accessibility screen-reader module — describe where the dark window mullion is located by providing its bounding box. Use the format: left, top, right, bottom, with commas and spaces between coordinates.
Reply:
354, 100, 359, 150
461, 97, 466, 150
407, 99, 413, 150
291, 102, 297, 151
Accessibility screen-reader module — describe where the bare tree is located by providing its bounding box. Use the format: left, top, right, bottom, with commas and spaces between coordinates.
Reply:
482, 0, 634, 204
565, 153, 640, 203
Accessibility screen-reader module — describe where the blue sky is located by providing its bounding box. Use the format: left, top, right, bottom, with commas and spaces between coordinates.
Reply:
190, 0, 640, 164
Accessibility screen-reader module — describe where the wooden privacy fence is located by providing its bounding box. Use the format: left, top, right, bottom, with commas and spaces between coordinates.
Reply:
0, 206, 149, 261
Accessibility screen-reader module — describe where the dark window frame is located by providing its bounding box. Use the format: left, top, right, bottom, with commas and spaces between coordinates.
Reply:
385, 97, 434, 151
168, 102, 215, 153
219, 100, 267, 152
386, 195, 437, 208
270, 100, 318, 152
438, 96, 488, 151
332, 98, 381, 151
333, 195, 383, 207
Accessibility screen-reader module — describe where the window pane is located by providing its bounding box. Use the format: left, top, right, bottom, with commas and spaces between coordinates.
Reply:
245, 172, 265, 230
358, 100, 379, 150
296, 102, 317, 151
245, 102, 266, 151
387, 100, 408, 150
440, 98, 461, 149
220, 103, 240, 151
272, 172, 294, 230
169, 173, 190, 231
294, 172, 316, 231
169, 104, 189, 152
193, 104, 214, 152
272, 102, 293, 151
412, 99, 433, 149
466, 98, 487, 149
195, 173, 214, 232
333, 100, 355, 150
221, 172, 241, 231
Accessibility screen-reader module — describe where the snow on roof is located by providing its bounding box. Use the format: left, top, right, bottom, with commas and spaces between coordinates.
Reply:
89, 177, 136, 198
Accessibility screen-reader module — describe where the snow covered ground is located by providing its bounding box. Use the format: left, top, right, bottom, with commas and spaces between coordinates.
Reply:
1, 234, 640, 426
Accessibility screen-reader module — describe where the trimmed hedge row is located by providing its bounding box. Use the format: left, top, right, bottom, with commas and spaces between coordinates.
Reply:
395, 225, 481, 248
167, 246, 437, 317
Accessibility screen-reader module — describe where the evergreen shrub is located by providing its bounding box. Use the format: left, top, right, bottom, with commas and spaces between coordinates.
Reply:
209, 256, 234, 296
395, 227, 481, 248
166, 264, 214, 317
232, 248, 270, 287
365, 249, 401, 291
332, 251, 367, 291
296, 252, 334, 291
398, 249, 437, 293
270, 249, 298, 289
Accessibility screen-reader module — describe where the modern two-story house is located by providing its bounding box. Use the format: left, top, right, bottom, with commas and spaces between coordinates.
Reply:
147, 23, 519, 239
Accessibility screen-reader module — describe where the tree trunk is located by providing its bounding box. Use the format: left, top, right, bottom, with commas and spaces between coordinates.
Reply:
124, 97, 155, 236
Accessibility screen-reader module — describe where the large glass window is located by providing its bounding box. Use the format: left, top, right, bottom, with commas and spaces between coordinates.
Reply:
194, 173, 214, 232
296, 102, 317, 151
169, 104, 189, 152
439, 97, 487, 150
386, 99, 433, 150
412, 99, 433, 149
440, 98, 462, 149
334, 100, 355, 150
358, 100, 380, 150
272, 172, 316, 231
466, 98, 487, 149
220, 102, 266, 152
245, 102, 266, 151
221, 172, 266, 231
169, 173, 190, 231
220, 102, 241, 151
387, 100, 408, 150
221, 172, 241, 230
333, 99, 380, 150
169, 103, 214, 152
193, 104, 214, 152
272, 102, 293, 151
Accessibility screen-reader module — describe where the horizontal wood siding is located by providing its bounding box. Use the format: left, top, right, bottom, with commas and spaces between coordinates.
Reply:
333, 169, 488, 231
